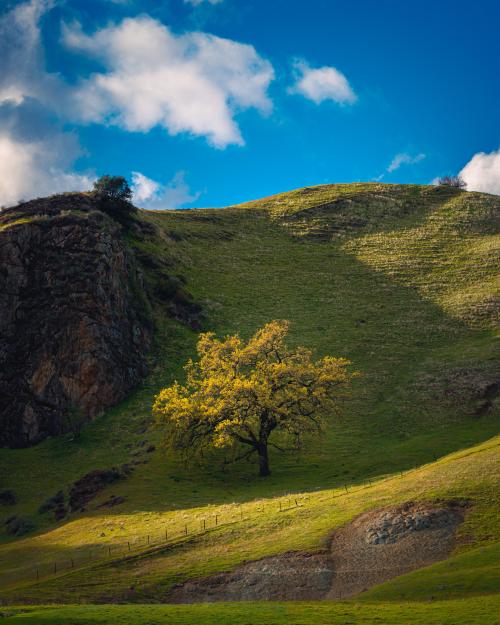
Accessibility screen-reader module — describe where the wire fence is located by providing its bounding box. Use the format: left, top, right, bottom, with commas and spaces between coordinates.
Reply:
0, 469, 412, 590
2, 442, 497, 592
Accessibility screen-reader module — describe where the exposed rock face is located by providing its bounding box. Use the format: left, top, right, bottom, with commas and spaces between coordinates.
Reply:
0, 194, 152, 448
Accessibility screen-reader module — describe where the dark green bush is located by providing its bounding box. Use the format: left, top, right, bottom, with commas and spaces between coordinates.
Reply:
92, 175, 137, 224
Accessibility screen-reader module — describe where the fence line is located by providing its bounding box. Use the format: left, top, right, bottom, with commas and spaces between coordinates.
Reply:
3, 444, 497, 591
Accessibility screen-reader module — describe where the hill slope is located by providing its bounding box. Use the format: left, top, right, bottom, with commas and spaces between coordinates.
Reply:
0, 183, 498, 613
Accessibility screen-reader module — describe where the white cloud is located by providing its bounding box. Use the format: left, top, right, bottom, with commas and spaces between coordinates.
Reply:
184, 0, 223, 5
387, 152, 426, 173
459, 149, 500, 195
372, 152, 426, 182
62, 16, 274, 148
0, 133, 93, 208
132, 171, 201, 209
132, 171, 161, 203
0, 0, 60, 107
288, 59, 356, 105
0, 1, 92, 207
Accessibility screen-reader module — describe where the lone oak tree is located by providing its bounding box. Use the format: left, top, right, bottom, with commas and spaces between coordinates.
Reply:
153, 320, 355, 476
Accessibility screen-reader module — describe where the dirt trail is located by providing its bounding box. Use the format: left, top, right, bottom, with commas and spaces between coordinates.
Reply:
165, 501, 466, 603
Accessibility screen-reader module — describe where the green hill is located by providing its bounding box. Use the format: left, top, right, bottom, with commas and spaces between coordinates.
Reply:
0, 183, 498, 622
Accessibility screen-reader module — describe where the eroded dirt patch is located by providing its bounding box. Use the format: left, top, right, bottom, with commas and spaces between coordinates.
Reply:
167, 551, 331, 602
165, 501, 466, 603
327, 501, 465, 598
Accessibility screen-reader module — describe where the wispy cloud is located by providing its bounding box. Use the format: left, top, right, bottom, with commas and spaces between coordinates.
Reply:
459, 149, 500, 195
373, 152, 426, 182
184, 0, 224, 5
387, 152, 426, 173
132, 171, 201, 209
62, 16, 274, 148
288, 59, 356, 105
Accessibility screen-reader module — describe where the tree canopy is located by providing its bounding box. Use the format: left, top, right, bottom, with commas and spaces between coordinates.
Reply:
92, 175, 136, 223
92, 175, 132, 202
153, 320, 356, 476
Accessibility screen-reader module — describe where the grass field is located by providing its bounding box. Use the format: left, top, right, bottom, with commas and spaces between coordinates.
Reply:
0, 184, 498, 619
2, 596, 500, 625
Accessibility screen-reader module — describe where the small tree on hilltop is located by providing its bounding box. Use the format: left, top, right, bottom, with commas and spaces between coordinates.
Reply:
153, 320, 356, 477
92, 175, 136, 223
437, 175, 467, 189
93, 175, 132, 202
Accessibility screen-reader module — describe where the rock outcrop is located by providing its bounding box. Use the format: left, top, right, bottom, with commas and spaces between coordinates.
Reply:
0, 194, 153, 447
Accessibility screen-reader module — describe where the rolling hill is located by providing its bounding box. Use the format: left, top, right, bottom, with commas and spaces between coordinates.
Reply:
0, 183, 498, 623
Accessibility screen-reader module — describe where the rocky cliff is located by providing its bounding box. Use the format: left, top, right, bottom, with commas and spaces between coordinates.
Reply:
0, 194, 153, 448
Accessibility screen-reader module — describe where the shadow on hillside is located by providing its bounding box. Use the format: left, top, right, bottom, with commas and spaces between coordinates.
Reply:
0, 189, 497, 536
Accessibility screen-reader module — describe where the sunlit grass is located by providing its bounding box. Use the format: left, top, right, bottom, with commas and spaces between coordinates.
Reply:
1, 437, 498, 603
0, 184, 498, 613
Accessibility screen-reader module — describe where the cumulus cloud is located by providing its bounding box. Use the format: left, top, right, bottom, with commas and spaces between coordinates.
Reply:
387, 152, 426, 173
459, 149, 500, 195
288, 59, 356, 105
131, 171, 201, 209
0, 1, 92, 207
0, 132, 93, 208
132, 171, 161, 203
62, 16, 274, 148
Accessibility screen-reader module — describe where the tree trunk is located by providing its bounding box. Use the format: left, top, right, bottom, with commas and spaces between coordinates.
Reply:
258, 444, 271, 477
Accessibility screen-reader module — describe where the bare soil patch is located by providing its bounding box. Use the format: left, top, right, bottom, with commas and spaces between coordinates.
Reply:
327, 500, 465, 598
165, 501, 466, 603
167, 551, 331, 602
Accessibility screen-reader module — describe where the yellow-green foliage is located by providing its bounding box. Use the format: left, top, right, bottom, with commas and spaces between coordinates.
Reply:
154, 320, 355, 475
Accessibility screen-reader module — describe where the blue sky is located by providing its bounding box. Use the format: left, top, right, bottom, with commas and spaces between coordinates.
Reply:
1, 0, 499, 208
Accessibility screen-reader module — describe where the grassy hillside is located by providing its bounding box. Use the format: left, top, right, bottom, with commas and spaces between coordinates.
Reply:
0, 437, 499, 607
0, 183, 498, 615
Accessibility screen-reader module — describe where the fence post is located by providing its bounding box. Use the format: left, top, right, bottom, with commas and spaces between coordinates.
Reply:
165, 530, 168, 541
344, 484, 348, 493
147, 535, 150, 545
215, 514, 219, 526
185, 524, 188, 535
128, 541, 131, 551
279, 501, 282, 512
108, 546, 111, 556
